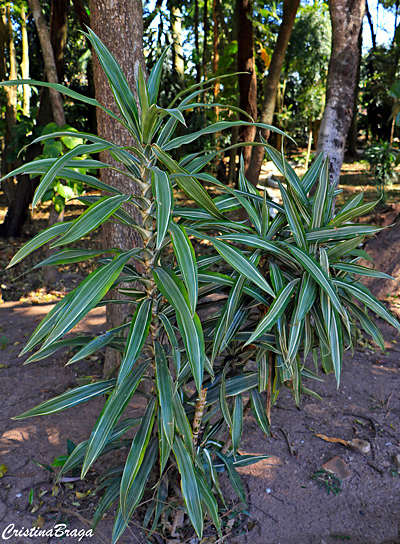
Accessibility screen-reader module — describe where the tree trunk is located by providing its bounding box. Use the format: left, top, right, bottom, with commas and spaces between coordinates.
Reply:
236, 0, 257, 174
316, 0, 365, 188
28, 0, 66, 126
365, 0, 376, 49
203, 0, 208, 80
21, 5, 30, 116
169, 5, 184, 81
347, 27, 362, 158
246, 0, 300, 186
6, 6, 17, 111
194, 0, 201, 83
90, 0, 145, 378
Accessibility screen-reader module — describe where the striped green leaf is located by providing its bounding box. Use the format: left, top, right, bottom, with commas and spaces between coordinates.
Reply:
116, 298, 153, 387
219, 368, 233, 428
14, 379, 116, 419
172, 394, 194, 457
173, 435, 203, 538
215, 451, 247, 506
67, 324, 129, 365
347, 301, 385, 351
120, 397, 156, 517
111, 437, 158, 544
277, 180, 307, 249
331, 262, 395, 280
334, 279, 400, 332
159, 314, 181, 373
81, 359, 150, 478
40, 249, 140, 351
154, 267, 204, 392
250, 389, 270, 436
170, 222, 198, 315
330, 200, 379, 227
51, 195, 130, 247
196, 471, 222, 536
155, 342, 175, 447
152, 168, 173, 249
330, 308, 343, 385
7, 221, 72, 269
246, 279, 299, 345
211, 238, 275, 297
326, 236, 364, 260
311, 157, 329, 229
283, 244, 344, 318
232, 395, 243, 454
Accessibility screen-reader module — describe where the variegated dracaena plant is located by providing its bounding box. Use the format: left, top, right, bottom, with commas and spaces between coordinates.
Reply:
1, 30, 398, 542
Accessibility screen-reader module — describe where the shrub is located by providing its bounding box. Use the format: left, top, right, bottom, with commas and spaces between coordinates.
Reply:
1, 33, 399, 542
365, 141, 398, 200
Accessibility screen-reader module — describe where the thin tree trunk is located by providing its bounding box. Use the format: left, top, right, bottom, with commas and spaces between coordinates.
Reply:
347, 27, 362, 158
212, 0, 219, 99
194, 0, 201, 83
365, 0, 376, 49
21, 5, 30, 116
236, 0, 257, 174
90, 0, 146, 378
170, 6, 184, 81
247, 0, 300, 186
316, 0, 365, 188
28, 0, 66, 126
6, 6, 17, 111
305, 118, 313, 170
203, 0, 208, 80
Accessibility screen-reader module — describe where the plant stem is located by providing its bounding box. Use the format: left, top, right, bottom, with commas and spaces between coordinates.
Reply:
192, 388, 207, 446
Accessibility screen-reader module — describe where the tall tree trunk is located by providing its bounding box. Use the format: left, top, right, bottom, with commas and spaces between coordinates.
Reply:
347, 27, 362, 158
365, 0, 376, 49
6, 6, 17, 111
90, 0, 146, 377
212, 0, 219, 100
194, 0, 201, 83
316, 0, 365, 187
169, 5, 184, 81
21, 5, 30, 116
236, 0, 257, 174
28, 0, 66, 126
246, 0, 300, 186
203, 0, 208, 80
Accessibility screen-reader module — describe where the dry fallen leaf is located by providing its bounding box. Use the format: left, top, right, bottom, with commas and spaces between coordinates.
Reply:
32, 515, 44, 529
0, 464, 8, 478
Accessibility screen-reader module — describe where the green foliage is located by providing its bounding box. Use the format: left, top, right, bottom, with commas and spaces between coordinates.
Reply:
1, 33, 398, 542
365, 141, 398, 200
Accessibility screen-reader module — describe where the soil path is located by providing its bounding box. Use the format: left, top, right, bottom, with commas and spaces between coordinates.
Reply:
0, 300, 400, 544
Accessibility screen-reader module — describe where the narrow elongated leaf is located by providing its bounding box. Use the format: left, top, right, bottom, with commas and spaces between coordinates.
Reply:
32, 142, 111, 209
40, 249, 140, 351
0, 79, 123, 126
120, 397, 156, 516
154, 267, 204, 392
219, 368, 233, 428
246, 279, 299, 344
163, 121, 287, 151
14, 379, 116, 419
305, 225, 384, 243
67, 324, 129, 365
30, 248, 115, 270
196, 470, 222, 536
24, 336, 91, 364
211, 238, 275, 297
292, 273, 317, 324
330, 308, 343, 385
334, 279, 400, 331
82, 359, 150, 477
278, 180, 307, 249
159, 314, 181, 372
330, 200, 379, 227
111, 437, 158, 544
85, 28, 140, 138
93, 478, 120, 529
116, 298, 153, 386
301, 152, 324, 193
250, 389, 270, 435
311, 157, 329, 229
172, 435, 203, 538
214, 451, 247, 506
347, 301, 385, 351
147, 48, 168, 102
155, 343, 175, 447
172, 394, 194, 456
52, 195, 130, 247
283, 244, 344, 318
7, 222, 72, 268
326, 236, 364, 260
152, 168, 173, 249
152, 145, 225, 220
232, 395, 243, 454
169, 222, 198, 314
331, 262, 395, 280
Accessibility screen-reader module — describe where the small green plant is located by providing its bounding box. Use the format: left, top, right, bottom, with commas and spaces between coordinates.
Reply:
0, 334, 9, 350
311, 469, 341, 496
365, 142, 398, 200
1, 32, 399, 543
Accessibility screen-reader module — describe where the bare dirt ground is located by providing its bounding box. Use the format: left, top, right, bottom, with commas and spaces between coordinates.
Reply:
1, 162, 400, 544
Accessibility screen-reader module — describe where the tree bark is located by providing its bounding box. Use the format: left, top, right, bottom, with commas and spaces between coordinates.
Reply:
246, 0, 300, 186
194, 0, 201, 83
90, 0, 145, 377
316, 0, 365, 187
203, 0, 208, 80
347, 27, 362, 158
28, 0, 66, 127
169, 5, 184, 81
236, 0, 257, 173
